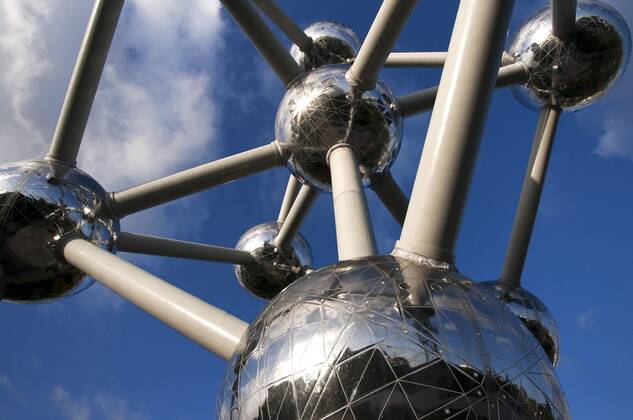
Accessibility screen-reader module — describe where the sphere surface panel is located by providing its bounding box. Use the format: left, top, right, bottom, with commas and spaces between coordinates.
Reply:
290, 22, 362, 71
235, 222, 312, 300
510, 1, 631, 110
276, 65, 402, 191
0, 160, 119, 303
219, 256, 570, 419
480, 281, 560, 367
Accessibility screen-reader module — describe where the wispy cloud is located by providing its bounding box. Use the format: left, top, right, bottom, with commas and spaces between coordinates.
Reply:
50, 385, 149, 420
577, 307, 597, 329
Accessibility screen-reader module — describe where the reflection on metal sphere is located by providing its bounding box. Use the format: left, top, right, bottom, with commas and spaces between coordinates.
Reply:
290, 22, 362, 71
219, 256, 570, 419
234, 222, 312, 300
480, 281, 560, 367
509, 0, 631, 111
276, 65, 402, 191
0, 160, 119, 303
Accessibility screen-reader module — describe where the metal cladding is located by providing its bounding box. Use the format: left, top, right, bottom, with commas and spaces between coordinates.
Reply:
510, 1, 631, 111
218, 256, 570, 419
0, 160, 119, 302
480, 281, 560, 367
276, 65, 402, 191
234, 222, 312, 300
290, 22, 362, 71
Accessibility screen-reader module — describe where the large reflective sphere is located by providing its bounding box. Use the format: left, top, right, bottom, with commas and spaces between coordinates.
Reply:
219, 256, 570, 419
276, 65, 402, 191
234, 222, 312, 300
290, 22, 362, 71
480, 281, 560, 367
509, 1, 631, 111
0, 160, 119, 303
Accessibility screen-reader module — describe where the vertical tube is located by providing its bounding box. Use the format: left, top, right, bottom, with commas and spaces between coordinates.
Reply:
220, 0, 302, 86
328, 145, 377, 260
278, 175, 301, 223
61, 238, 248, 360
396, 0, 515, 262
370, 171, 409, 226
346, 0, 418, 89
252, 0, 313, 51
551, 0, 577, 39
274, 184, 318, 249
501, 106, 560, 289
46, 0, 125, 165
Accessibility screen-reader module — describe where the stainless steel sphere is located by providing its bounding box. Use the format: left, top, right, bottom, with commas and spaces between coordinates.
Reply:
275, 65, 402, 191
0, 160, 119, 303
234, 222, 312, 300
509, 1, 631, 111
290, 22, 361, 71
480, 281, 560, 367
218, 256, 570, 419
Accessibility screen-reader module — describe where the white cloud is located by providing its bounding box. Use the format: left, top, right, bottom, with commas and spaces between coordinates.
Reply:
577, 307, 597, 329
50, 386, 92, 420
51, 385, 149, 420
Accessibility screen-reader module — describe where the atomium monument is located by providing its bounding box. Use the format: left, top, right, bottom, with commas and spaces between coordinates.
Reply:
1, 0, 630, 419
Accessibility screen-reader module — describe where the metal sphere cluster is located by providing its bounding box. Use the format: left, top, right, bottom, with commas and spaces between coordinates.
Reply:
219, 256, 570, 419
480, 281, 560, 366
0, 160, 119, 303
290, 21, 362, 71
275, 65, 402, 191
509, 0, 631, 111
234, 222, 312, 300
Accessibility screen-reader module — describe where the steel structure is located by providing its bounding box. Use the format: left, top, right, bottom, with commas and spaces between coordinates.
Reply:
0, 0, 630, 418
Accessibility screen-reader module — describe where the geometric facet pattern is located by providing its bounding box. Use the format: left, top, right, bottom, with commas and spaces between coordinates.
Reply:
218, 256, 570, 419
290, 22, 362, 72
0, 160, 119, 302
235, 221, 312, 300
480, 281, 561, 367
510, 1, 631, 111
276, 65, 402, 191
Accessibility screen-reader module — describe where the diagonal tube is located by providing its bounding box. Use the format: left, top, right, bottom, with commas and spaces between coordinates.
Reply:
370, 171, 409, 226
397, 62, 527, 117
61, 237, 248, 360
346, 0, 418, 90
274, 184, 318, 249
46, 0, 124, 165
220, 0, 302, 86
252, 0, 313, 51
551, 0, 577, 39
278, 175, 302, 223
501, 106, 561, 290
396, 0, 516, 263
117, 232, 255, 265
106, 141, 286, 218
328, 145, 377, 260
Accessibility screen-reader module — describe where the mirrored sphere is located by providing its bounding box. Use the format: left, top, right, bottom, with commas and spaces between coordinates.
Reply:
290, 21, 362, 71
0, 160, 119, 303
276, 65, 402, 191
219, 256, 570, 419
234, 222, 312, 300
480, 281, 560, 367
509, 0, 631, 111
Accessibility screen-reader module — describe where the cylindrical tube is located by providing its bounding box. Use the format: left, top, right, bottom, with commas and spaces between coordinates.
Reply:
108, 142, 286, 218
278, 175, 301, 223
346, 0, 418, 89
328, 145, 377, 260
62, 238, 248, 360
396, 0, 515, 262
370, 171, 409, 226
252, 0, 313, 51
47, 0, 125, 164
274, 184, 318, 249
384, 52, 447, 67
117, 232, 255, 265
551, 0, 577, 39
501, 106, 561, 289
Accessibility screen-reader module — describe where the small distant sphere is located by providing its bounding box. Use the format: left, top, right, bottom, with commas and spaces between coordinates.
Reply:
219, 256, 570, 419
480, 281, 560, 366
0, 160, 119, 303
509, 1, 631, 111
234, 222, 312, 300
275, 65, 402, 191
290, 21, 361, 71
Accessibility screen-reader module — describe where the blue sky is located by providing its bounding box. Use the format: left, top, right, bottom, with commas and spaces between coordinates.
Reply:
1, 0, 632, 419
